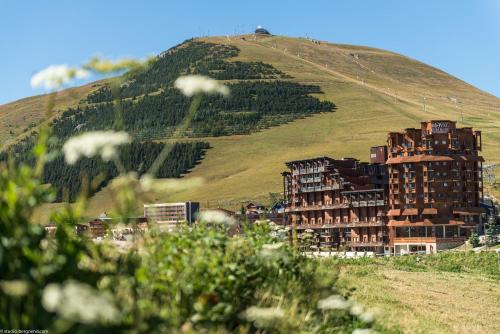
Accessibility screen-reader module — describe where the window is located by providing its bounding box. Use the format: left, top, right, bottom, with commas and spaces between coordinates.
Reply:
435, 226, 444, 238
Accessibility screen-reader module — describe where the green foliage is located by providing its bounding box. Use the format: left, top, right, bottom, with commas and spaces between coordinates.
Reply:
0, 158, 126, 332
469, 232, 480, 248
81, 41, 334, 140
2, 140, 209, 202
45, 141, 209, 202
327, 251, 500, 278
0, 158, 378, 332
87, 41, 290, 102
62, 81, 334, 140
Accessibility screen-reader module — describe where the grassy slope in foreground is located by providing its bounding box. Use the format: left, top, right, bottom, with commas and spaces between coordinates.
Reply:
30, 35, 500, 218
335, 252, 500, 334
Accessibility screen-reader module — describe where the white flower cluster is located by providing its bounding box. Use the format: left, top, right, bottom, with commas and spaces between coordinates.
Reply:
198, 210, 236, 226
318, 294, 351, 310
31, 64, 89, 90
174, 75, 229, 97
268, 221, 289, 240
0, 280, 29, 297
259, 242, 289, 262
243, 306, 284, 328
42, 280, 120, 324
63, 131, 131, 165
318, 295, 376, 332
352, 329, 377, 334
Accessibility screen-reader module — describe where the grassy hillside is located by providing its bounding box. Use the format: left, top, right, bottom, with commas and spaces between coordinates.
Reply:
2, 35, 499, 219
158, 35, 500, 208
0, 81, 104, 148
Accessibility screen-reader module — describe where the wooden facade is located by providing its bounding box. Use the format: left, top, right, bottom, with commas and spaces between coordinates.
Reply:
387, 120, 484, 253
282, 120, 484, 254
282, 156, 388, 253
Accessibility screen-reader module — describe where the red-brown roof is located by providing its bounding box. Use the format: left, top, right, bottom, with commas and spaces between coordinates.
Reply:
387, 209, 401, 216
388, 219, 464, 227
387, 154, 484, 164
422, 208, 438, 215
402, 208, 418, 216
453, 207, 485, 215
387, 155, 454, 164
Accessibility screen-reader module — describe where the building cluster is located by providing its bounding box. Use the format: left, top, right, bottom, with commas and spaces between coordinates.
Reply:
44, 120, 491, 254
46, 200, 284, 241
282, 120, 486, 254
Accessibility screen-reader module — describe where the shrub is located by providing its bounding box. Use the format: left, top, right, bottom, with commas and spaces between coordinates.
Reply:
469, 232, 480, 248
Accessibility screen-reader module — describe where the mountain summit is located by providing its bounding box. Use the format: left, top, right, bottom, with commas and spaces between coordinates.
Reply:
1, 35, 499, 215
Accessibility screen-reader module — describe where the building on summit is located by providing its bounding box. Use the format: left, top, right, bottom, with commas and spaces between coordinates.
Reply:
255, 25, 271, 35
281, 120, 485, 254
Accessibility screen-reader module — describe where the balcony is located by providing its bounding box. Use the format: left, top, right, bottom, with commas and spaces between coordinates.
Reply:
393, 237, 466, 244
285, 203, 349, 212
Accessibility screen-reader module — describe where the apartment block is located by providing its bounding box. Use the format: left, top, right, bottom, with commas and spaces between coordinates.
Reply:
282, 156, 388, 253
144, 202, 200, 228
281, 120, 485, 254
387, 120, 484, 253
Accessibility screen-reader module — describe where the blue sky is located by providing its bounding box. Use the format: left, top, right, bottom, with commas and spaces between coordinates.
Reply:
1, 0, 499, 105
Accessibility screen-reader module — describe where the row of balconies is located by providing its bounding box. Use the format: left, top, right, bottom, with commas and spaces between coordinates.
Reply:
292, 166, 326, 175
296, 184, 341, 193
350, 200, 386, 207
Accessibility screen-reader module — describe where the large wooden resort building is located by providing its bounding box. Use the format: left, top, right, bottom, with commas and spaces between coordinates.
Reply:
281, 120, 485, 254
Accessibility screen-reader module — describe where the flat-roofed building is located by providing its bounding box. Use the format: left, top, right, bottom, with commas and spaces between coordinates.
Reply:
144, 202, 200, 229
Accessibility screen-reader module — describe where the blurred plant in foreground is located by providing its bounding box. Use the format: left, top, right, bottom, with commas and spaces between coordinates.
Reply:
0, 56, 382, 333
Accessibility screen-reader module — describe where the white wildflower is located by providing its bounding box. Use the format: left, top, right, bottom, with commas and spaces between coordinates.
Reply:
349, 303, 364, 317
0, 280, 29, 297
352, 329, 377, 334
140, 175, 204, 193
243, 306, 284, 328
31, 64, 89, 90
84, 57, 150, 74
262, 243, 284, 251
259, 242, 288, 261
63, 131, 131, 165
317, 295, 350, 310
109, 172, 139, 190
198, 210, 236, 226
42, 283, 62, 311
42, 280, 120, 324
174, 75, 229, 97
359, 311, 374, 323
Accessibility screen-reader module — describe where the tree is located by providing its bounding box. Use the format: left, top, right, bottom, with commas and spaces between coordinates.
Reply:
486, 217, 497, 246
469, 232, 480, 248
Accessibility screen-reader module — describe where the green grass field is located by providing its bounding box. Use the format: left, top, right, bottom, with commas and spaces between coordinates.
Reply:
332, 251, 500, 334
2, 35, 499, 220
